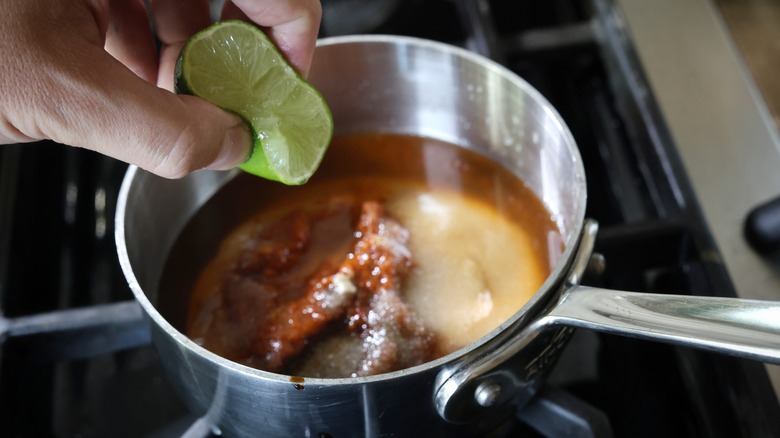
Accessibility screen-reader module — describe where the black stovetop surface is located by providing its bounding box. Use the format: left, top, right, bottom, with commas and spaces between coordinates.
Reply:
2, 0, 779, 437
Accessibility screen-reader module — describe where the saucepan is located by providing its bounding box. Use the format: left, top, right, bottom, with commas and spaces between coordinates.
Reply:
115, 35, 780, 437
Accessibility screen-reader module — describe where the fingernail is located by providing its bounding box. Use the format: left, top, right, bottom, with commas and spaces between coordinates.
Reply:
208, 122, 251, 170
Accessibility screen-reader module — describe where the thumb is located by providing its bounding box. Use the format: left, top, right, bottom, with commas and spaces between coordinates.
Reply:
9, 45, 251, 179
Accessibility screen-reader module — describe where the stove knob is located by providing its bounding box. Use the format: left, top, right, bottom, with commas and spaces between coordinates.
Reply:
744, 195, 780, 254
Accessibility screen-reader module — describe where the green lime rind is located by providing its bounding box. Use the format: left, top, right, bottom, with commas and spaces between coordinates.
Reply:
174, 20, 333, 185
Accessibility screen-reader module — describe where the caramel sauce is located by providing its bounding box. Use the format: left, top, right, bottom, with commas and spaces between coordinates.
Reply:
290, 375, 305, 390
159, 133, 560, 378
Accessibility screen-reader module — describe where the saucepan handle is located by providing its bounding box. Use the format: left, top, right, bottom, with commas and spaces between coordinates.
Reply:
434, 219, 601, 424
546, 285, 780, 364
434, 219, 780, 424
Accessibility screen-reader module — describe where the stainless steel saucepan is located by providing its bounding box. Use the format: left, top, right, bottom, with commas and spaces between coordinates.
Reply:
115, 35, 780, 437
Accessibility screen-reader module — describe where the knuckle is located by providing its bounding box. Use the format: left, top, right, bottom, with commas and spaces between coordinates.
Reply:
150, 123, 206, 179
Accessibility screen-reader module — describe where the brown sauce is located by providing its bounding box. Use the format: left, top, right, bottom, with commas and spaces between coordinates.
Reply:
159, 133, 560, 378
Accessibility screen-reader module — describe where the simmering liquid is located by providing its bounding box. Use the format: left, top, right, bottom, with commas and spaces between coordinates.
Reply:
160, 133, 560, 378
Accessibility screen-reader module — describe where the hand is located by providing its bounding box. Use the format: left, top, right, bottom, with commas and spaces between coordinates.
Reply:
0, 0, 322, 178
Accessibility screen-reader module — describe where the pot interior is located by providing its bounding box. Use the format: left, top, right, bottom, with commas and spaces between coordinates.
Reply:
116, 35, 586, 374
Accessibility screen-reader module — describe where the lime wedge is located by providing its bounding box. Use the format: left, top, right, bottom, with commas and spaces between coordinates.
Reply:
175, 20, 333, 185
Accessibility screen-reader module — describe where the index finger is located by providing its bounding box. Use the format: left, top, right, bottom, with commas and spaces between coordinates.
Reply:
150, 0, 212, 90
224, 0, 321, 77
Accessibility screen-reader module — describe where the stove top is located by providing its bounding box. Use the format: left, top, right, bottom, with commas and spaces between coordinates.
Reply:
2, 0, 779, 436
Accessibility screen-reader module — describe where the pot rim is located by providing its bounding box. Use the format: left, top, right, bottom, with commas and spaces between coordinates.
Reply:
115, 34, 587, 387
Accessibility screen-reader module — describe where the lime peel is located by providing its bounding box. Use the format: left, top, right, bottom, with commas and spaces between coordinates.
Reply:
175, 20, 333, 185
